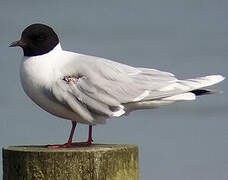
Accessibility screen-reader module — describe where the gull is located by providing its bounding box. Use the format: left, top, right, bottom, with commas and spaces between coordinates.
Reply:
10, 23, 225, 148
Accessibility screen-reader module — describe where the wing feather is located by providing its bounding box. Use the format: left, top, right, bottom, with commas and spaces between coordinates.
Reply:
51, 80, 94, 123
50, 52, 224, 124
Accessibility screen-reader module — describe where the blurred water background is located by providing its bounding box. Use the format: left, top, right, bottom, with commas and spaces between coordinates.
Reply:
1, 0, 228, 179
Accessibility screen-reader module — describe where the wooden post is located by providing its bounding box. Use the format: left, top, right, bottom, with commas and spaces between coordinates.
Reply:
3, 144, 139, 180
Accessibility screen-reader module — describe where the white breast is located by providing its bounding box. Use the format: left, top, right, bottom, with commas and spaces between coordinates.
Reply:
20, 44, 62, 100
19, 44, 97, 124
19, 44, 75, 120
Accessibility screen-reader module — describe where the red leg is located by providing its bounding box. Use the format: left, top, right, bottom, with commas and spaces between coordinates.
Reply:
67, 121, 77, 145
71, 125, 93, 146
48, 121, 77, 149
88, 125, 93, 144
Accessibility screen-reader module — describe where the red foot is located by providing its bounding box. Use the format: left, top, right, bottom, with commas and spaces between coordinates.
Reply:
71, 139, 93, 147
47, 139, 93, 149
47, 123, 94, 149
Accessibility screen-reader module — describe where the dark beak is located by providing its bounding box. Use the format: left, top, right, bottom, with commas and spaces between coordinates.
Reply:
9, 40, 26, 47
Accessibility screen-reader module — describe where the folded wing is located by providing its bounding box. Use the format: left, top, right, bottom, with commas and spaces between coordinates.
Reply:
50, 54, 225, 124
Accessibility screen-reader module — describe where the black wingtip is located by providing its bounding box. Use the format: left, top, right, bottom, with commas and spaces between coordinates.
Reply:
191, 89, 220, 96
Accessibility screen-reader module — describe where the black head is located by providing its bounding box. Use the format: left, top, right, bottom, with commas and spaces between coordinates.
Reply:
10, 23, 59, 56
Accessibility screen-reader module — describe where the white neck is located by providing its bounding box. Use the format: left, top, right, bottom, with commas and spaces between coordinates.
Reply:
52, 43, 62, 52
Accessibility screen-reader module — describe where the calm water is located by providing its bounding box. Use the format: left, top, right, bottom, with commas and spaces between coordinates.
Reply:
1, 0, 228, 179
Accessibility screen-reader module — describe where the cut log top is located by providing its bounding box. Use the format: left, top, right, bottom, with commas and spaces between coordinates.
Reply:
3, 144, 139, 180
3, 144, 137, 152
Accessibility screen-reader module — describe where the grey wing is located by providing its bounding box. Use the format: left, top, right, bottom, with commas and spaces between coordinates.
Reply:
51, 54, 224, 124
51, 76, 129, 125
75, 57, 179, 104
50, 56, 178, 124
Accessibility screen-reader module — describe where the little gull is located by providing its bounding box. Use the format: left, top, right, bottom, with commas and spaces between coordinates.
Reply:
10, 24, 225, 148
